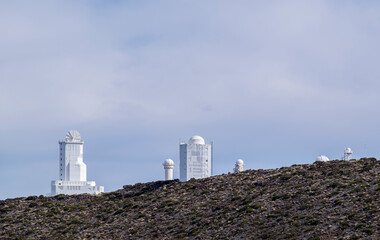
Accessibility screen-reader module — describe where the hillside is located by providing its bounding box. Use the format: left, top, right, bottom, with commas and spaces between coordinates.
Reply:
2, 158, 380, 239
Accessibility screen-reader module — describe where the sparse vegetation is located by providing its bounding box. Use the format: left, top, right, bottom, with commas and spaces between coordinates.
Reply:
1, 158, 380, 239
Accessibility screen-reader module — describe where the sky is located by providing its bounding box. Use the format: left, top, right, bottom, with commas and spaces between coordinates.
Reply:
1, 1, 380, 199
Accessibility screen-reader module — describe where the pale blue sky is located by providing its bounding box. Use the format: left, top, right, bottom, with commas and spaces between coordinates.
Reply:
1, 1, 380, 199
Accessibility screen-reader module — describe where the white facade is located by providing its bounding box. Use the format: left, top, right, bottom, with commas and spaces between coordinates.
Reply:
180, 136, 212, 182
51, 180, 104, 195
51, 130, 104, 195
233, 159, 244, 173
58, 130, 86, 182
163, 158, 175, 180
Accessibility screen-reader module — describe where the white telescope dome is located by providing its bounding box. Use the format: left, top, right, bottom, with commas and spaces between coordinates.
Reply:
163, 159, 174, 180
189, 135, 205, 145
163, 158, 175, 167
316, 155, 329, 162
236, 159, 244, 165
344, 148, 352, 154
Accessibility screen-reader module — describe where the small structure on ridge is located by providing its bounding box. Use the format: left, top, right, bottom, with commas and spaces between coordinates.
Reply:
316, 155, 329, 162
233, 159, 244, 172
163, 158, 175, 180
344, 148, 353, 160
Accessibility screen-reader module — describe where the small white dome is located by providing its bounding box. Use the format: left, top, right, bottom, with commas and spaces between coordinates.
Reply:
316, 155, 329, 162
236, 159, 244, 165
163, 158, 175, 166
344, 148, 352, 154
188, 135, 205, 145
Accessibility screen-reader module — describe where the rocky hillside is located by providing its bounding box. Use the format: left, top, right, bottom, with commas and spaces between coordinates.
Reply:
2, 158, 380, 239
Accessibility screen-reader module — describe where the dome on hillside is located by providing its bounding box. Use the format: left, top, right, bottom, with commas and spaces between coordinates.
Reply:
236, 159, 244, 166
163, 158, 175, 166
189, 136, 205, 145
344, 148, 352, 154
316, 155, 329, 162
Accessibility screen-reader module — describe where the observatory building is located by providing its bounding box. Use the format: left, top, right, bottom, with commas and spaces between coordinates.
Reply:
50, 130, 104, 195
316, 155, 329, 162
344, 148, 353, 160
163, 158, 175, 180
180, 136, 212, 181
234, 159, 244, 173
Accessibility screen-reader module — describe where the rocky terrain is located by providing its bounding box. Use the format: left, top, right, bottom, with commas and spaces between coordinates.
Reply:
2, 158, 380, 239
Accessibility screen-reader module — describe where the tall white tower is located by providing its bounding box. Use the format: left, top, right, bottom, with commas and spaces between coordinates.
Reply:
59, 130, 86, 181
180, 136, 212, 182
233, 159, 244, 173
344, 148, 353, 160
51, 130, 104, 195
163, 159, 175, 180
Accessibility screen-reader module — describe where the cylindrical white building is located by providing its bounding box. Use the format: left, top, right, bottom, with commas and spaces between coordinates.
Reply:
233, 159, 244, 173
163, 158, 175, 180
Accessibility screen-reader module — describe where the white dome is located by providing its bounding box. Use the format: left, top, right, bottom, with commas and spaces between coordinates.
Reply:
316, 155, 329, 162
344, 148, 352, 154
236, 159, 244, 166
188, 135, 205, 145
163, 158, 175, 166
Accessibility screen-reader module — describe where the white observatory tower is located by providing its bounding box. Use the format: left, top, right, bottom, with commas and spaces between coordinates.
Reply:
50, 130, 104, 195
344, 148, 353, 160
163, 158, 175, 180
180, 136, 212, 182
233, 159, 244, 173
316, 155, 329, 162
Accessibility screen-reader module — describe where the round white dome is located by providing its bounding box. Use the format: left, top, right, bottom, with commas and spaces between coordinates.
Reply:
344, 148, 352, 154
163, 158, 175, 166
189, 135, 205, 145
316, 155, 329, 162
236, 159, 244, 165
